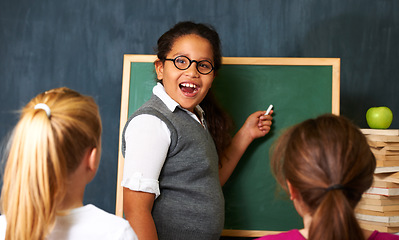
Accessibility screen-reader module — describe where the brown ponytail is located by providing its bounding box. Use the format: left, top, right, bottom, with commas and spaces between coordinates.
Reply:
271, 114, 375, 240
309, 190, 364, 240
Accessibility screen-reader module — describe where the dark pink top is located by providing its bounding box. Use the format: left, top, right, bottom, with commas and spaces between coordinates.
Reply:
255, 229, 399, 240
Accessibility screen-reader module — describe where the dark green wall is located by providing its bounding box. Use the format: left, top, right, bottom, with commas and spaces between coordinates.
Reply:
1, 1, 398, 238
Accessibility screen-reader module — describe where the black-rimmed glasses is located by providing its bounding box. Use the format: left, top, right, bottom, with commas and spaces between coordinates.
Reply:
165, 55, 214, 75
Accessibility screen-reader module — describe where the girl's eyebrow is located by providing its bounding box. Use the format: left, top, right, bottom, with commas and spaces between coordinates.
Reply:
170, 52, 213, 62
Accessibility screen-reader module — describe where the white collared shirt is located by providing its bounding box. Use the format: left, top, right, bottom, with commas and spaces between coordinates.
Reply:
121, 83, 206, 198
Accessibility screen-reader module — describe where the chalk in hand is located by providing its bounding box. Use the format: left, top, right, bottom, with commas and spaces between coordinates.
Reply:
265, 104, 273, 115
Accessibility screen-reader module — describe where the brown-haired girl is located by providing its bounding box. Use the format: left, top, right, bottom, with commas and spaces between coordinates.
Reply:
0, 87, 137, 240
256, 114, 399, 240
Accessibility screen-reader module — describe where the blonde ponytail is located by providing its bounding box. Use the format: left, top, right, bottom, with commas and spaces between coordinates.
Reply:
1, 87, 101, 240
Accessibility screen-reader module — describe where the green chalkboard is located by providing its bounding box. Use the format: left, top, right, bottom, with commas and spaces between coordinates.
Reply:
116, 55, 340, 237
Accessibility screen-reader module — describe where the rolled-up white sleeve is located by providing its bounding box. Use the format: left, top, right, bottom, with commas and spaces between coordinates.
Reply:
121, 114, 171, 198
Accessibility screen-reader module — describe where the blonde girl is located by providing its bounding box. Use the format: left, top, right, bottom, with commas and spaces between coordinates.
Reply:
0, 87, 137, 240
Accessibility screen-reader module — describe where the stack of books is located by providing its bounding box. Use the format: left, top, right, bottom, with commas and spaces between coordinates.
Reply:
356, 129, 399, 233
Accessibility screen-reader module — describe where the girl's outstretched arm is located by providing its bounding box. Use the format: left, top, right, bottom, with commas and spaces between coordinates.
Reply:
219, 110, 273, 186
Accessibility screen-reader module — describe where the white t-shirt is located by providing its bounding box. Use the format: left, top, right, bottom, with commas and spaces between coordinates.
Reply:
121, 83, 206, 198
0, 204, 137, 240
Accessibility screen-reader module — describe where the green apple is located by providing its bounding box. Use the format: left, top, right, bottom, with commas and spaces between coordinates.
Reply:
366, 106, 393, 129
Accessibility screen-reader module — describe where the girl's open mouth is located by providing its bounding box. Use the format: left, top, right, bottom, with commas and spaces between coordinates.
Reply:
179, 83, 199, 96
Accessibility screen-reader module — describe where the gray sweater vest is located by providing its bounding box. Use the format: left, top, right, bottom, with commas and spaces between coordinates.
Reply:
122, 95, 224, 240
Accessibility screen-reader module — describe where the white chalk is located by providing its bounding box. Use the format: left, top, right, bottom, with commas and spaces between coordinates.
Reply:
265, 104, 273, 115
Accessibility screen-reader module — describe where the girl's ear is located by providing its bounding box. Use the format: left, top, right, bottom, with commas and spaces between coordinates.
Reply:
154, 59, 164, 81
286, 180, 309, 218
287, 180, 299, 201
87, 148, 100, 173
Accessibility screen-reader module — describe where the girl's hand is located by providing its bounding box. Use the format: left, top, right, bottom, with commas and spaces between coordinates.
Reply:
242, 110, 273, 141
219, 109, 273, 186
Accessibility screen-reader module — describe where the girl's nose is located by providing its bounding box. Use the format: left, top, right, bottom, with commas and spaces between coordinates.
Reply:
184, 63, 200, 77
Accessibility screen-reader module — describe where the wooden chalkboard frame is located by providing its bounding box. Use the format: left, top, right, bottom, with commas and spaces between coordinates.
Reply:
115, 54, 340, 237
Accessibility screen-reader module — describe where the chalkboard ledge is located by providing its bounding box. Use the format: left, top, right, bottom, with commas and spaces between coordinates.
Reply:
222, 229, 281, 238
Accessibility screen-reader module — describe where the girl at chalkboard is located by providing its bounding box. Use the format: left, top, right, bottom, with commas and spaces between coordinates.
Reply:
0, 87, 137, 240
256, 114, 399, 240
121, 21, 273, 240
